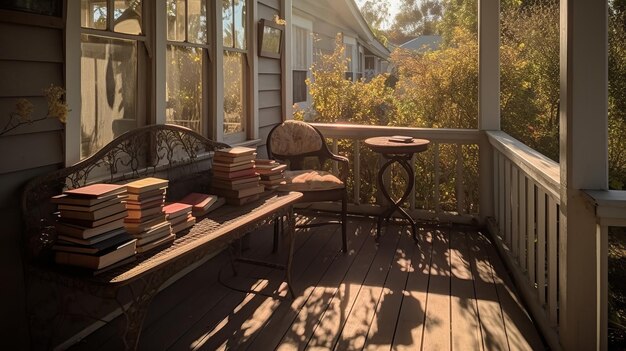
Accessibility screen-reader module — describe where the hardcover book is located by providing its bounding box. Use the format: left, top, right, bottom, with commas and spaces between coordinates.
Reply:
125, 177, 169, 194
63, 183, 126, 198
59, 203, 127, 222
54, 238, 137, 270
58, 210, 128, 229
53, 233, 135, 255
179, 193, 219, 211
135, 233, 175, 253
212, 184, 265, 199
56, 227, 128, 245
214, 146, 256, 158
57, 196, 126, 212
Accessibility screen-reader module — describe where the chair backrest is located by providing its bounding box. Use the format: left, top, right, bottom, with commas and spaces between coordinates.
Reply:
267, 120, 333, 170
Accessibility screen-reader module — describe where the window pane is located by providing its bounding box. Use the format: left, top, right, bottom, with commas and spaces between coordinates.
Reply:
344, 43, 353, 72
81, 0, 107, 30
222, 0, 233, 47
188, 0, 207, 44
167, 0, 186, 42
293, 26, 308, 70
293, 70, 307, 103
233, 0, 246, 49
223, 51, 245, 134
80, 35, 137, 158
114, 0, 142, 35
166, 45, 203, 134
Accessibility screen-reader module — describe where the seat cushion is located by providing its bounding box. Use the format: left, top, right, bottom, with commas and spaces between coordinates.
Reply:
278, 170, 344, 192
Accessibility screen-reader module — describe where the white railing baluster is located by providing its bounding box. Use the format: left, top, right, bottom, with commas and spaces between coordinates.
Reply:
547, 196, 558, 326
511, 166, 519, 258
519, 173, 527, 272
434, 142, 441, 214
505, 159, 512, 247
498, 153, 505, 237
354, 140, 361, 205
537, 188, 547, 307
527, 180, 537, 288
410, 153, 416, 211
332, 138, 339, 175
455, 144, 465, 214
494, 150, 499, 223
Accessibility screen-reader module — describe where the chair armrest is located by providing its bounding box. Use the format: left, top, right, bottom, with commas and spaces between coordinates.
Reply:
329, 153, 349, 183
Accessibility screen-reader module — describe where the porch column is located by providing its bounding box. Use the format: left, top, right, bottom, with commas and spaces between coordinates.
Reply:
281, 0, 293, 121
478, 0, 500, 222
558, 0, 608, 350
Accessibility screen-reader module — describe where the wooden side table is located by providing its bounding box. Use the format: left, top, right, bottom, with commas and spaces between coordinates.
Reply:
363, 137, 430, 242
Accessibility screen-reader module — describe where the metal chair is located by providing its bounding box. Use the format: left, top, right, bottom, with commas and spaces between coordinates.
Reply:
267, 120, 348, 252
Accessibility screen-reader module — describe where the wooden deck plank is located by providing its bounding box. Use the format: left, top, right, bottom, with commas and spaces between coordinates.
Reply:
474, 231, 545, 351
214, 223, 347, 349
363, 228, 418, 351
392, 229, 433, 351
244, 220, 371, 350
421, 228, 451, 351
169, 219, 337, 350
303, 225, 400, 350
450, 230, 483, 351
467, 231, 510, 351
333, 226, 405, 350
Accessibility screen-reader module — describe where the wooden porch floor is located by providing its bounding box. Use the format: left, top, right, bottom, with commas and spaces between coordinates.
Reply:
70, 216, 545, 350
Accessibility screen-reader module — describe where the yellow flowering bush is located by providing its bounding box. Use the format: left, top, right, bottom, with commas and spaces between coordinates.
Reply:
1, 85, 68, 136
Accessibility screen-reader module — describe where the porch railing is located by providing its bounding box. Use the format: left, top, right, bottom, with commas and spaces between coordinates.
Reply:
487, 130, 561, 350
311, 123, 481, 223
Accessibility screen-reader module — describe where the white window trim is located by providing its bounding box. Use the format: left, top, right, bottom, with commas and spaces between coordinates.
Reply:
292, 14, 313, 107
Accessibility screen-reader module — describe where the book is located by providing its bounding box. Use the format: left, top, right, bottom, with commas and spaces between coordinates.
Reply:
212, 175, 260, 187
63, 183, 126, 198
169, 213, 194, 226
57, 227, 128, 246
211, 179, 263, 191
136, 233, 175, 253
255, 164, 287, 175
55, 217, 125, 239
212, 153, 257, 164
212, 162, 255, 173
126, 205, 164, 220
171, 217, 195, 234
225, 194, 260, 206
129, 221, 170, 237
259, 178, 287, 186
388, 135, 414, 143
57, 196, 126, 212
134, 225, 172, 246
59, 203, 127, 222
212, 184, 265, 199
124, 197, 166, 210
92, 256, 136, 276
126, 188, 167, 201
260, 173, 285, 181
213, 159, 255, 168
212, 168, 258, 180
53, 233, 135, 255
58, 210, 128, 228
54, 238, 137, 270
192, 197, 225, 217
179, 193, 219, 211
254, 159, 277, 165
124, 212, 166, 224
51, 193, 125, 207
125, 177, 169, 194
214, 146, 256, 158
163, 203, 193, 219
124, 215, 169, 234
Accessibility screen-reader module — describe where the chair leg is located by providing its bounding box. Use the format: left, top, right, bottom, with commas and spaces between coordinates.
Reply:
341, 191, 348, 253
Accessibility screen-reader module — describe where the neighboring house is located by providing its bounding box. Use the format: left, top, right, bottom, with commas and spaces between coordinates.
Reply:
0, 0, 383, 346
400, 34, 442, 53
291, 0, 390, 110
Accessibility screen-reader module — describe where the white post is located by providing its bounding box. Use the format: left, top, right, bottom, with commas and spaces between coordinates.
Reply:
64, 2, 81, 165
558, 0, 608, 349
478, 0, 500, 223
281, 0, 293, 121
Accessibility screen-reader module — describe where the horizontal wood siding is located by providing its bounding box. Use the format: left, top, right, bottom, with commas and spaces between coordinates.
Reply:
256, 1, 282, 151
0, 22, 63, 63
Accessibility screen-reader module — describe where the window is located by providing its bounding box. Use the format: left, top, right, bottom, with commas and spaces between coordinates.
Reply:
293, 25, 309, 103
344, 43, 354, 81
79, 0, 144, 158
165, 0, 209, 134
222, 0, 247, 140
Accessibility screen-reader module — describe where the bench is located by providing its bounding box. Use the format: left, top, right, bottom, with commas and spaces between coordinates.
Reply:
21, 124, 302, 349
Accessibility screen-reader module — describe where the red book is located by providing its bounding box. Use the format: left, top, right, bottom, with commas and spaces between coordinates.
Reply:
163, 202, 193, 219
179, 193, 219, 211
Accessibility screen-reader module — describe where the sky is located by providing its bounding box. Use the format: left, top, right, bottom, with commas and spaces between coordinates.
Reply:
355, 0, 401, 30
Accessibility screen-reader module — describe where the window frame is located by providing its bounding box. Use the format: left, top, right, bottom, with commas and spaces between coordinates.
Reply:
292, 15, 312, 107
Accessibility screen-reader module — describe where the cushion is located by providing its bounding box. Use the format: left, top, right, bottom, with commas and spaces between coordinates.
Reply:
270, 120, 323, 156
278, 170, 344, 192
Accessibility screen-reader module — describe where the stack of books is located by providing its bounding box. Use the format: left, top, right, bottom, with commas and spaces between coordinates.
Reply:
123, 177, 175, 253
163, 202, 195, 235
211, 147, 265, 205
51, 183, 137, 273
179, 192, 225, 217
254, 159, 287, 190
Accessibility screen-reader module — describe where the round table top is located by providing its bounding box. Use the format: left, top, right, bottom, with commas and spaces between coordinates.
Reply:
363, 136, 430, 154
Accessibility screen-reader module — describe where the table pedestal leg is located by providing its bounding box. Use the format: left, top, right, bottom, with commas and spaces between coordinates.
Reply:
376, 154, 418, 243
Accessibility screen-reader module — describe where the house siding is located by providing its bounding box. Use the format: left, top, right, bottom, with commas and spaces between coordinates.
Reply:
0, 17, 66, 348
257, 0, 284, 158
